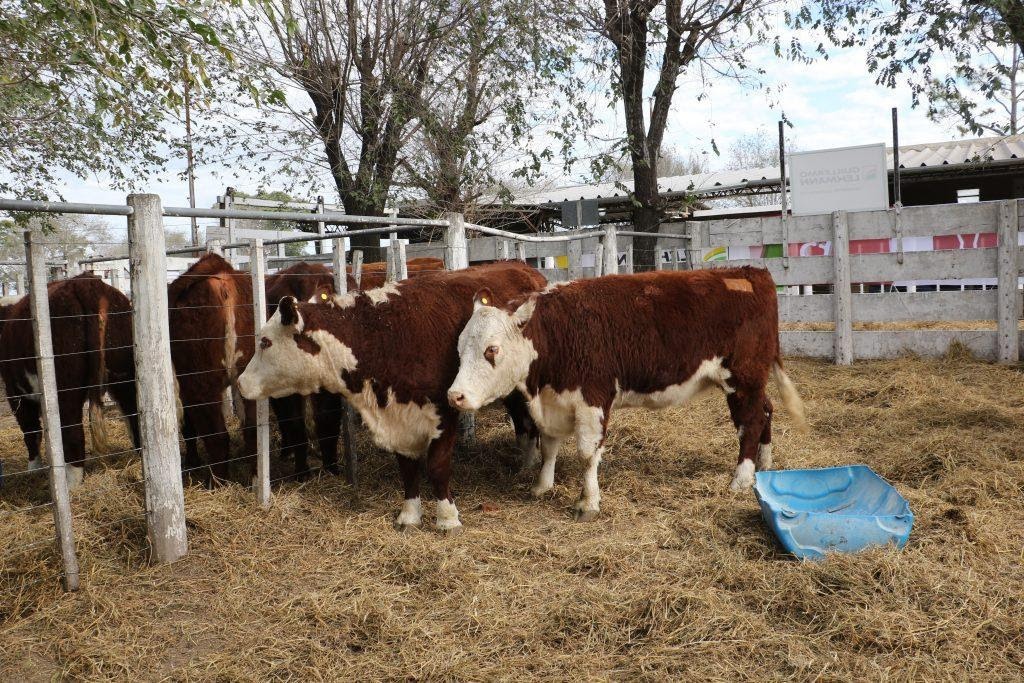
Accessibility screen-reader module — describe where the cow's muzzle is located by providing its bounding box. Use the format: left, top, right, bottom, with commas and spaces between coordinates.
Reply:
447, 389, 471, 411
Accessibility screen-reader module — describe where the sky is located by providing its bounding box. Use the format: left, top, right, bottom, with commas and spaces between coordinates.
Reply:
42, 34, 966, 238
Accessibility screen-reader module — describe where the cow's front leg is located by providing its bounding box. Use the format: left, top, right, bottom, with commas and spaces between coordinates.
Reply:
394, 454, 422, 532
530, 433, 564, 499
572, 405, 607, 522
425, 422, 461, 534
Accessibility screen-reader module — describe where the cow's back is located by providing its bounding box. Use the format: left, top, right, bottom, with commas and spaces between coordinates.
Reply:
350, 256, 444, 291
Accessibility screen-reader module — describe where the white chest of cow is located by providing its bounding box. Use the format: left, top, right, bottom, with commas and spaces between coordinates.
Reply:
346, 380, 443, 458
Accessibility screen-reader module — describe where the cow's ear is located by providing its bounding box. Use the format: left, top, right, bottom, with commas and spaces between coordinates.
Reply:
512, 297, 536, 327
473, 288, 495, 310
278, 296, 303, 330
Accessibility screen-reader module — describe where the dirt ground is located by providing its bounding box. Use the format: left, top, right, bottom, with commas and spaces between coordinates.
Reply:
1, 353, 1023, 681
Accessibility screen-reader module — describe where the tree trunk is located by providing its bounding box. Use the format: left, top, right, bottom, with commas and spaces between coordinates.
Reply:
630, 162, 662, 271
339, 194, 386, 263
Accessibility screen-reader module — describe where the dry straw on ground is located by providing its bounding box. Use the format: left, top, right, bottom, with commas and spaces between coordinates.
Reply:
1, 353, 1023, 680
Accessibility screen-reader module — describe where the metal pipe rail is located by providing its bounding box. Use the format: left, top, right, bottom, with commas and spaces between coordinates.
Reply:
0, 198, 134, 216
464, 223, 605, 242
617, 231, 689, 239
162, 205, 447, 227
168, 222, 431, 255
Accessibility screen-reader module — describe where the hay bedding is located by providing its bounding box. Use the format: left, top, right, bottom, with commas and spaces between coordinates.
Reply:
1, 355, 1023, 680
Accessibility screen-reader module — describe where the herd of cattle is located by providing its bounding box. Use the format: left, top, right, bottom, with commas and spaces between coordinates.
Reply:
0, 252, 805, 531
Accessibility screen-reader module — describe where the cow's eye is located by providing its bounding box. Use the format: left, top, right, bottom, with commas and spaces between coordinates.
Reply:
260, 337, 272, 350
484, 345, 499, 364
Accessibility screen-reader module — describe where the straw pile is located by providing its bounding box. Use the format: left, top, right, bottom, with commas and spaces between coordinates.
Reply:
2, 353, 1023, 680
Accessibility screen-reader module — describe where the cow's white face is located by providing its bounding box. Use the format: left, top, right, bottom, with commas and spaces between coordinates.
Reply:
238, 296, 343, 400
448, 290, 537, 411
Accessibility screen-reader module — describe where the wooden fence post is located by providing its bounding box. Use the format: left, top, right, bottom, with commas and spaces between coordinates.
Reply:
397, 240, 408, 281
351, 250, 363, 289
127, 193, 188, 564
206, 239, 224, 256
686, 221, 703, 270
832, 210, 854, 365
623, 239, 634, 274
515, 241, 527, 262
567, 238, 584, 279
443, 213, 469, 271
386, 238, 398, 283
997, 199, 1020, 363
249, 239, 271, 509
332, 238, 359, 490
602, 225, 619, 275
25, 229, 80, 591
593, 243, 604, 277
496, 239, 511, 261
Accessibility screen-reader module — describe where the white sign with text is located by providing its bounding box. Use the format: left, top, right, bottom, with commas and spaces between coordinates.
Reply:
788, 143, 889, 215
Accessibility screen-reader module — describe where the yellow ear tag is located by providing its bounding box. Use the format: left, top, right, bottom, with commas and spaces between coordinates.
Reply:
481, 297, 488, 305
321, 293, 328, 300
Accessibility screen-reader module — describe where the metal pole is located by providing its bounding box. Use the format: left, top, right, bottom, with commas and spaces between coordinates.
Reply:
25, 230, 80, 591
778, 120, 790, 269
331, 237, 358, 490
127, 194, 188, 564
249, 239, 271, 509
314, 196, 325, 255
892, 107, 905, 264
184, 76, 199, 247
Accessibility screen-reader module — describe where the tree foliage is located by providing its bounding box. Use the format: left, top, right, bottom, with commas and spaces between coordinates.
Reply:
0, 0, 242, 198
797, 1, 1024, 137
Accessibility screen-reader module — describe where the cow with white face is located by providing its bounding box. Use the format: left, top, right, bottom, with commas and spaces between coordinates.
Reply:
238, 261, 547, 533
448, 267, 808, 522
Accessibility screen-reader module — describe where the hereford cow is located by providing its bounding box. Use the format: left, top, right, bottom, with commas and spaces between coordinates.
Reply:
237, 261, 547, 533
0, 275, 139, 488
447, 267, 808, 521
168, 254, 257, 485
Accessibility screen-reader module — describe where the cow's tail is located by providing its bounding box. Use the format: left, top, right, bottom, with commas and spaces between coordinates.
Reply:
771, 360, 808, 433
86, 295, 112, 455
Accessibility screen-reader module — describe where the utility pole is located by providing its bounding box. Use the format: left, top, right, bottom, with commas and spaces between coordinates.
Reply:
184, 73, 199, 247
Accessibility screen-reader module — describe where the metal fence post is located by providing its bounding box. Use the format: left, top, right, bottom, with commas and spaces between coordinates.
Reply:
832, 210, 854, 365
443, 213, 469, 271
25, 229, 80, 591
127, 193, 188, 564
249, 239, 271, 509
602, 225, 619, 275
997, 200, 1020, 363
332, 237, 359, 489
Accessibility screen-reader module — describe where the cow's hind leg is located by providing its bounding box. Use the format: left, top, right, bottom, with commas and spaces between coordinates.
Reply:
394, 454, 423, 532
530, 433, 564, 499
12, 398, 43, 472
425, 421, 461, 533
757, 397, 774, 471
572, 405, 607, 522
727, 388, 770, 492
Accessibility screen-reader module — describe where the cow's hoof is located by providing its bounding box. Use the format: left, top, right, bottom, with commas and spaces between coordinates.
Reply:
393, 521, 419, 533
437, 522, 463, 536
573, 507, 600, 522
729, 459, 756, 492
529, 485, 552, 500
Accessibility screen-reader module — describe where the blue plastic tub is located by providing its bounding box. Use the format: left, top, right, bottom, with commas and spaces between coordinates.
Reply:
754, 465, 914, 560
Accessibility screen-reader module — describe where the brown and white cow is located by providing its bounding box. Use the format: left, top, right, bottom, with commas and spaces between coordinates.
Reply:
349, 256, 444, 291
447, 267, 807, 521
237, 261, 547, 532
0, 274, 139, 488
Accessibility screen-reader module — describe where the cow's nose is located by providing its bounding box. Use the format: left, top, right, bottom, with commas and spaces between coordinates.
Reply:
448, 390, 466, 409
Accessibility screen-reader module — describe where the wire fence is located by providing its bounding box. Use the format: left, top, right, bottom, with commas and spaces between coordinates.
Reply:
0, 194, 681, 592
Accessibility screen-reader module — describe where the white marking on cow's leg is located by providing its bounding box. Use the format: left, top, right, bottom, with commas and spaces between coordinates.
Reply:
435, 498, 462, 534
65, 465, 84, 490
573, 407, 605, 522
27, 457, 44, 471
729, 459, 756, 492
531, 434, 563, 498
394, 497, 423, 530
757, 443, 773, 471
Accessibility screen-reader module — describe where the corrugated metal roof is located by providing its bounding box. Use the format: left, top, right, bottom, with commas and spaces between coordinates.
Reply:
512, 134, 1024, 205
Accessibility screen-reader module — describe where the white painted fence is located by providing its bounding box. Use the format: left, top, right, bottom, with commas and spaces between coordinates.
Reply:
686, 200, 1023, 363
